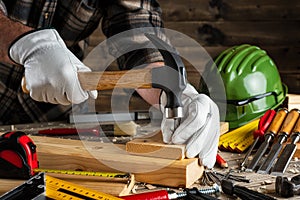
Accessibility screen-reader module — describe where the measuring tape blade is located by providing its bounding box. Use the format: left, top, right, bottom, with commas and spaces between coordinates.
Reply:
34, 168, 130, 178
46, 175, 123, 200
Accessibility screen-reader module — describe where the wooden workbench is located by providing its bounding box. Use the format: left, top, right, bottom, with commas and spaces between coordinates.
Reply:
1, 94, 300, 199
0, 122, 299, 199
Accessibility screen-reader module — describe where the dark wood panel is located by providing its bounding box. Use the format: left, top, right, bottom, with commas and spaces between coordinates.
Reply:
281, 74, 300, 93
165, 21, 300, 46
180, 46, 300, 71
160, 0, 300, 21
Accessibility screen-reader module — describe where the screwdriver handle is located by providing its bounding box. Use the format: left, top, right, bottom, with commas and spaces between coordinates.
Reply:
121, 190, 169, 200
253, 110, 276, 139
279, 109, 300, 136
266, 108, 288, 135
292, 114, 300, 134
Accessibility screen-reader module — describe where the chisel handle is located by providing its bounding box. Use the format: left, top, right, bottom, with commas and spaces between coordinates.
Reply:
266, 108, 288, 135
292, 114, 300, 134
278, 109, 300, 136
22, 69, 153, 93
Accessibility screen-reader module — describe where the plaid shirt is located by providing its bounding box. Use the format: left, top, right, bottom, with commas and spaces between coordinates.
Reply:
0, 0, 164, 124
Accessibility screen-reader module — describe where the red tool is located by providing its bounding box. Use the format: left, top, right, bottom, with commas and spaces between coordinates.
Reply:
38, 127, 100, 136
0, 131, 39, 179
121, 186, 219, 200
240, 109, 276, 169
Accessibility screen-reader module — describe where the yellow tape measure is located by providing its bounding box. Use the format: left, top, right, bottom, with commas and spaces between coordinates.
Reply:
34, 168, 130, 178
46, 174, 123, 200
219, 119, 259, 153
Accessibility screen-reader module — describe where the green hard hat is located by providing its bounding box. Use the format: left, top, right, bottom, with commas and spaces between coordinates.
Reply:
215, 44, 287, 129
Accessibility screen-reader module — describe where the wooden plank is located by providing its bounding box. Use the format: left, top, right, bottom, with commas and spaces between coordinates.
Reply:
126, 131, 186, 160
159, 0, 300, 21
126, 122, 229, 160
31, 136, 204, 188
165, 21, 300, 46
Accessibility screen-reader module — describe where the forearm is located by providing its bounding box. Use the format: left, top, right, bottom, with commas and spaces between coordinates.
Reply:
0, 11, 33, 64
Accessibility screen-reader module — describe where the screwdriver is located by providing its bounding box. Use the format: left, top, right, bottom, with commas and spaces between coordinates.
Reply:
121, 186, 220, 200
246, 108, 288, 172
240, 109, 276, 170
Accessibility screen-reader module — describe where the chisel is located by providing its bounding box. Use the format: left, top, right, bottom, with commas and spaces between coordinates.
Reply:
271, 114, 300, 175
257, 108, 300, 174
240, 109, 276, 170
246, 108, 288, 172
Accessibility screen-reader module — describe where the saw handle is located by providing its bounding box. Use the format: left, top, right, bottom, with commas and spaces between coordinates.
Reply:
279, 109, 300, 136
266, 108, 288, 135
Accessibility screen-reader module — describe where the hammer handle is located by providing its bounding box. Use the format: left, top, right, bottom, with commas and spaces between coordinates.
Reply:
22, 69, 153, 93
78, 69, 152, 90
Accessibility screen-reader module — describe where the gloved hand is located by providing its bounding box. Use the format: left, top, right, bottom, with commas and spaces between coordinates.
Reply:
160, 83, 220, 168
9, 29, 97, 105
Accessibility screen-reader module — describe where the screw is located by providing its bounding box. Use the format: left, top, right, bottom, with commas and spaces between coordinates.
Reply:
198, 183, 220, 195
169, 184, 220, 199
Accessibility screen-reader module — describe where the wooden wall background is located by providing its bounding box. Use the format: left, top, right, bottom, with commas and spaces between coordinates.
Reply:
87, 0, 300, 113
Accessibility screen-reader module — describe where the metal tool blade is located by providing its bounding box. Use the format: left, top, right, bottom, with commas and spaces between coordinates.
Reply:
271, 144, 297, 176
245, 139, 270, 172
240, 137, 259, 170
257, 143, 283, 174
145, 33, 185, 71
245, 108, 288, 172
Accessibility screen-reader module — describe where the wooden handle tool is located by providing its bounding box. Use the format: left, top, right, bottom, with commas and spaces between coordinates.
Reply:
246, 108, 288, 172
22, 69, 153, 93
272, 110, 300, 175
257, 109, 300, 174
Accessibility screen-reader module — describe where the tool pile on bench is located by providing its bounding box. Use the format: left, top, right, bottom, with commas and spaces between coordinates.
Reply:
1, 108, 300, 199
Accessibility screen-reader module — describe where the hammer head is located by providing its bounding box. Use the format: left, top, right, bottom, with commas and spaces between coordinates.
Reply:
145, 34, 187, 119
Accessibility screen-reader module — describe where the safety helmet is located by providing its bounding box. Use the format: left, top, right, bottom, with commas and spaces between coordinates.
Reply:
214, 44, 287, 129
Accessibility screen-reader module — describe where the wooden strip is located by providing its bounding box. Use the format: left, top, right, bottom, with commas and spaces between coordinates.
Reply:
31, 136, 203, 188
126, 122, 228, 160
126, 131, 186, 160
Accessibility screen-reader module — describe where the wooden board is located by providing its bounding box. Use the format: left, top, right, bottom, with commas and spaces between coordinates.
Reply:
126, 122, 229, 160
126, 131, 186, 160
31, 136, 204, 188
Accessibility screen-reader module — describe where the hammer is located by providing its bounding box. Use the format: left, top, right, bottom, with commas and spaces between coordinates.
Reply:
276, 175, 300, 198
22, 34, 187, 119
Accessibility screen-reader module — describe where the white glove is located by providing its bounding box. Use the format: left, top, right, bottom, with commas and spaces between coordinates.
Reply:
9, 29, 97, 105
160, 83, 220, 168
